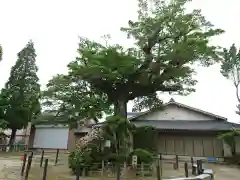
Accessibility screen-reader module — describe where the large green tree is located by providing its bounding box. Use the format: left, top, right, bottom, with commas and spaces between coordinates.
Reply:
39, 74, 112, 127
68, 0, 224, 118
221, 44, 240, 115
0, 41, 41, 146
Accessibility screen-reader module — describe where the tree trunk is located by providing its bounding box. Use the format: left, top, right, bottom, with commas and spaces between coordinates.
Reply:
9, 128, 17, 151
232, 138, 236, 156
114, 98, 127, 117
114, 98, 127, 180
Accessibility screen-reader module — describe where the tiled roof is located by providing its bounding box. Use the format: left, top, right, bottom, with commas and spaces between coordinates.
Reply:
132, 120, 236, 131
127, 112, 141, 117
89, 119, 237, 131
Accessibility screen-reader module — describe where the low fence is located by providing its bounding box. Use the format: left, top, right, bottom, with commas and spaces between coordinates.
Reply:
18, 150, 214, 180
0, 144, 28, 152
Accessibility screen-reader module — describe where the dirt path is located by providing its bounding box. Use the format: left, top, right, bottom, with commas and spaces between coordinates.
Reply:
0, 158, 21, 180
0, 155, 240, 180
205, 164, 240, 180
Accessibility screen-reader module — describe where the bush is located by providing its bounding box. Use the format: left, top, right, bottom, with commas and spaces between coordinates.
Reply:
68, 151, 86, 174
68, 151, 75, 169
133, 126, 157, 152
129, 148, 154, 164
68, 144, 104, 174
224, 153, 240, 165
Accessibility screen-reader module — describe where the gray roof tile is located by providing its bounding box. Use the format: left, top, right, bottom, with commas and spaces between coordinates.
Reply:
132, 120, 236, 131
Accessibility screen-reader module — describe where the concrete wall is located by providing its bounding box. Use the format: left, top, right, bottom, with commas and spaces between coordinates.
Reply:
223, 141, 232, 156
138, 105, 216, 121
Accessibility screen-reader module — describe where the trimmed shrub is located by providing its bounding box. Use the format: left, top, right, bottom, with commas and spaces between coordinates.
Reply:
224, 153, 240, 165
128, 148, 154, 164
133, 126, 157, 152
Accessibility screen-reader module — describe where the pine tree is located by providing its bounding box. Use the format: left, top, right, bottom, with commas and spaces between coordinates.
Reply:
2, 40, 41, 146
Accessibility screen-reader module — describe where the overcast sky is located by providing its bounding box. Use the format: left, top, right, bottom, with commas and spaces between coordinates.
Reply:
0, 0, 240, 122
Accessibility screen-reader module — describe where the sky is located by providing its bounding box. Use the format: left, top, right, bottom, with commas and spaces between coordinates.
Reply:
0, 0, 240, 122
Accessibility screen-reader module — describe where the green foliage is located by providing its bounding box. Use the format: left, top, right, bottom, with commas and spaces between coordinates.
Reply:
40, 74, 112, 127
102, 116, 135, 156
0, 119, 8, 129
0, 41, 41, 144
68, 140, 110, 174
133, 126, 157, 152
67, 2, 224, 177
221, 44, 240, 80
68, 151, 89, 174
133, 93, 163, 112
220, 44, 240, 115
219, 130, 240, 155
0, 92, 8, 129
68, 0, 224, 115
224, 153, 240, 165
69, 116, 135, 173
129, 148, 154, 164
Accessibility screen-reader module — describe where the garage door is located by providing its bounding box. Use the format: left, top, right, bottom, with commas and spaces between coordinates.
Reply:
33, 127, 69, 149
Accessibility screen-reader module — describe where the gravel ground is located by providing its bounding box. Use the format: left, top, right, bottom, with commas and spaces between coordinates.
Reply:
0, 154, 240, 180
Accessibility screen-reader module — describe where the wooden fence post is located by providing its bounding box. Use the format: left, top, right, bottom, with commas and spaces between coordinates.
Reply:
55, 149, 59, 165
175, 155, 179, 169
156, 156, 161, 180
191, 157, 194, 175
184, 162, 189, 177
159, 154, 163, 175
76, 168, 80, 180
42, 159, 48, 180
197, 160, 203, 175
40, 149, 44, 167
21, 152, 27, 176
101, 160, 104, 177
141, 162, 144, 177
25, 153, 33, 180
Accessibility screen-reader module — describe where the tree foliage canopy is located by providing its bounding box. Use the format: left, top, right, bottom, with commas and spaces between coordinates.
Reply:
0, 41, 41, 132
221, 44, 240, 115
40, 74, 112, 127
68, 0, 224, 115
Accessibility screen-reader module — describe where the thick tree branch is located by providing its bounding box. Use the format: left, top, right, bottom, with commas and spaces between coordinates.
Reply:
236, 83, 240, 103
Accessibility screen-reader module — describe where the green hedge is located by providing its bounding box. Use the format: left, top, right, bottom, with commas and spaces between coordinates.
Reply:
69, 148, 154, 174
133, 126, 157, 152
128, 148, 154, 164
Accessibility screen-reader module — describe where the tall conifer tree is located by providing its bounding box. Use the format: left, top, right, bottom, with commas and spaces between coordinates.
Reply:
2, 41, 41, 145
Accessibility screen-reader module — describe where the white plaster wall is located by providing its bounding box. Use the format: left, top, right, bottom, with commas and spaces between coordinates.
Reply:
235, 136, 240, 153
138, 105, 215, 121
223, 142, 232, 157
